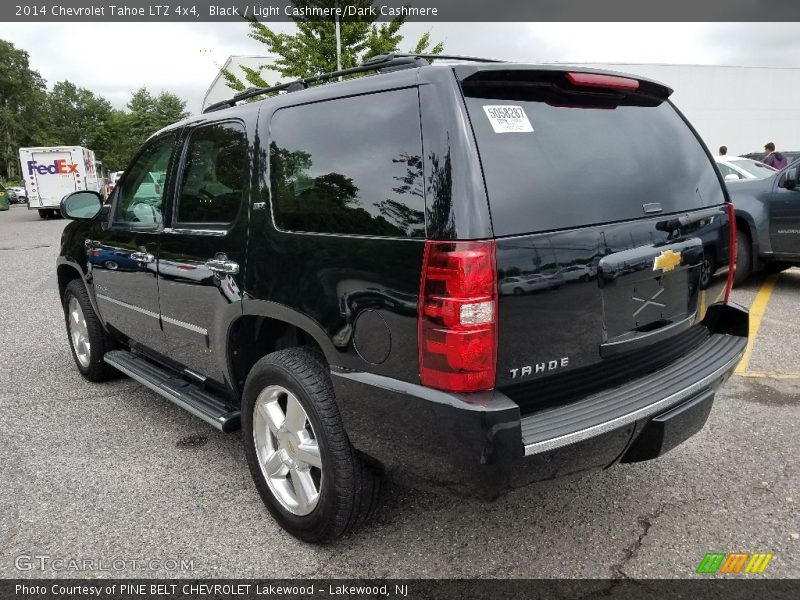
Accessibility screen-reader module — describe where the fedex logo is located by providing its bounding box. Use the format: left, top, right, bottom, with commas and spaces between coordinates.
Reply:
27, 160, 78, 175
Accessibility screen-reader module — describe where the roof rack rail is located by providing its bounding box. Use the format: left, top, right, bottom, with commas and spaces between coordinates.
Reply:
203, 52, 504, 113
385, 53, 506, 64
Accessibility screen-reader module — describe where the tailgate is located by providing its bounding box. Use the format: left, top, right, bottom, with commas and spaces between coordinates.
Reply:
495, 208, 730, 410
456, 67, 731, 410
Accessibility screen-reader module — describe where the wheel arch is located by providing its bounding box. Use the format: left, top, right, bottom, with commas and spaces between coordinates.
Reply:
226, 300, 342, 397
734, 209, 762, 268
56, 259, 102, 317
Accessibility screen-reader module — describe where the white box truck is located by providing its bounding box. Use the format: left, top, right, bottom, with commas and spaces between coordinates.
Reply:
19, 146, 103, 219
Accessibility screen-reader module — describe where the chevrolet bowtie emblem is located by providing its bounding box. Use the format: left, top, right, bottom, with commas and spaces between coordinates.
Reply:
653, 249, 682, 272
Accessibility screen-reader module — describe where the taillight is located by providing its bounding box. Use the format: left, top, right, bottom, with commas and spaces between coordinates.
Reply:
724, 202, 737, 303
566, 72, 640, 92
418, 240, 498, 392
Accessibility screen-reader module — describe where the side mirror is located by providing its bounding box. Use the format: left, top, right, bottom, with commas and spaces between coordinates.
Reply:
724, 173, 740, 182
61, 191, 103, 220
781, 167, 798, 190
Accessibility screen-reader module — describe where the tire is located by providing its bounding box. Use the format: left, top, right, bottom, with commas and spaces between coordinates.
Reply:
38, 209, 50, 219
62, 279, 117, 382
241, 347, 381, 542
103, 260, 119, 271
734, 229, 752, 285
513, 287, 524, 296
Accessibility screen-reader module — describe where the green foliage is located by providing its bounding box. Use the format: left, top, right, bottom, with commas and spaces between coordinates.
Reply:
0, 39, 48, 179
0, 37, 192, 177
223, 0, 443, 93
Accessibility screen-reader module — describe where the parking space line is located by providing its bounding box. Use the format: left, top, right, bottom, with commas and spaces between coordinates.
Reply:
734, 274, 779, 375
736, 371, 800, 380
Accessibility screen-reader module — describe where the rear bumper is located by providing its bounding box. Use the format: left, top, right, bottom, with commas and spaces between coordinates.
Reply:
331, 303, 748, 498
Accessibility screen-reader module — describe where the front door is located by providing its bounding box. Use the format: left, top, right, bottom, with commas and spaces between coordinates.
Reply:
91, 133, 178, 356
157, 120, 250, 385
767, 166, 800, 255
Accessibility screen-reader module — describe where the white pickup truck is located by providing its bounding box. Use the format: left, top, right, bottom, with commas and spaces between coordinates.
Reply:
19, 146, 103, 218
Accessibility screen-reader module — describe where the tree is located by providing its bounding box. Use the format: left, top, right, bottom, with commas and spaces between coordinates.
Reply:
113, 87, 189, 169
43, 81, 114, 148
0, 39, 48, 180
224, 0, 443, 93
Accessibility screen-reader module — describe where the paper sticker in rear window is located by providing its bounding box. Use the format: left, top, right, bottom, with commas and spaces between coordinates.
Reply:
482, 105, 534, 133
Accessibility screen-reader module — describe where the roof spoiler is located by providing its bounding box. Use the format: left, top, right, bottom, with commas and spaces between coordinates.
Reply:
458, 66, 673, 101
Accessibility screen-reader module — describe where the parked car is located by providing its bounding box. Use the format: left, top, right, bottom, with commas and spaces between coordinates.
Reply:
107, 171, 124, 195
716, 156, 776, 181
556, 264, 593, 283
56, 55, 749, 542
726, 158, 800, 282
742, 151, 800, 165
10, 186, 28, 203
499, 275, 551, 295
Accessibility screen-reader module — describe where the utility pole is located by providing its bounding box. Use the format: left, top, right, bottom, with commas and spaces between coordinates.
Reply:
334, 0, 342, 80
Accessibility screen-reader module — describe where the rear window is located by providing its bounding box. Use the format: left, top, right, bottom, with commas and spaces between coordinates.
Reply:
462, 73, 724, 236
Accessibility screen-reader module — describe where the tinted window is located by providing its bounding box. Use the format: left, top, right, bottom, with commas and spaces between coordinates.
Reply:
269, 88, 425, 237
177, 122, 247, 224
114, 135, 175, 226
463, 82, 725, 236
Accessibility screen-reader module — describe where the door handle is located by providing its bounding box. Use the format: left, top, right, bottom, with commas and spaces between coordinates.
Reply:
205, 259, 239, 275
130, 251, 155, 263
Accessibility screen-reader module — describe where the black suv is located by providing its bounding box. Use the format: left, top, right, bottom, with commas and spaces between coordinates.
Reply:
57, 55, 749, 542
726, 158, 800, 282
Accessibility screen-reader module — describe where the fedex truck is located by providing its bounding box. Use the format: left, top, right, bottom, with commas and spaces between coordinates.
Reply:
19, 146, 103, 219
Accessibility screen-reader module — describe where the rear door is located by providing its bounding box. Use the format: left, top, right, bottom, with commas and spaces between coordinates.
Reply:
766, 162, 800, 255
157, 120, 250, 385
458, 68, 731, 409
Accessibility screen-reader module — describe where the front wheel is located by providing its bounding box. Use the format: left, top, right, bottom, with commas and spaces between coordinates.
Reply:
242, 348, 381, 542
38, 209, 50, 219
734, 229, 753, 285
63, 279, 117, 381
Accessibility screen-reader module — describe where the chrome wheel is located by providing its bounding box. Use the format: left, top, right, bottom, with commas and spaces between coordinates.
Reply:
68, 296, 91, 368
253, 385, 322, 516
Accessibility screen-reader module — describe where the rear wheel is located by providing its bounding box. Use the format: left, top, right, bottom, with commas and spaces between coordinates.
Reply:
38, 209, 50, 219
242, 347, 381, 542
734, 229, 752, 285
63, 279, 117, 382
513, 287, 524, 296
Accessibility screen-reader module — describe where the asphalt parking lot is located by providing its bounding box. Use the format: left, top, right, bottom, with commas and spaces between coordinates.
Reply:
0, 204, 797, 579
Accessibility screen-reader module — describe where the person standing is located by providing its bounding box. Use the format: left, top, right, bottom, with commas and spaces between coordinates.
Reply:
763, 142, 788, 169
719, 146, 727, 156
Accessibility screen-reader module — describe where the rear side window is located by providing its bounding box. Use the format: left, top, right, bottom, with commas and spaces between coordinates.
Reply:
176, 122, 247, 225
269, 88, 425, 238
462, 73, 725, 236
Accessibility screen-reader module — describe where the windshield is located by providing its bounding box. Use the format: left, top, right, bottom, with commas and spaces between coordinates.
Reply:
730, 158, 777, 178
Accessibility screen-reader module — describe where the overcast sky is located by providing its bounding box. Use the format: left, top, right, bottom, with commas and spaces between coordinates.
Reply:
2, 22, 798, 114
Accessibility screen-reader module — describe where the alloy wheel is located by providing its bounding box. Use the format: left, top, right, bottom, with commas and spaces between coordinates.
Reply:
253, 385, 322, 516
68, 296, 91, 368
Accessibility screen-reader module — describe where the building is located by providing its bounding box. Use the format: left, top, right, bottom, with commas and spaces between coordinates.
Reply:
562, 63, 800, 157
205, 57, 800, 156
202, 55, 279, 110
